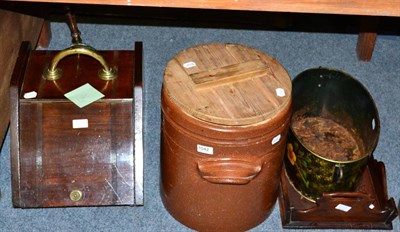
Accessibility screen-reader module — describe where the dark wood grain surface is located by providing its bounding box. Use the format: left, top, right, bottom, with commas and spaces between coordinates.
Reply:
0, 10, 43, 143
10, 42, 143, 208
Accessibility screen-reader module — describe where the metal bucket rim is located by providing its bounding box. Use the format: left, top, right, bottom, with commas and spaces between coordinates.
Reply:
288, 128, 372, 164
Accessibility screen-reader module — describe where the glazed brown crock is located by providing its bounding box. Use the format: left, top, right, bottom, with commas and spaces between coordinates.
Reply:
160, 43, 292, 231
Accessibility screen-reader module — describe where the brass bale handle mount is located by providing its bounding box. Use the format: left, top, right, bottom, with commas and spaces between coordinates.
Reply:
43, 44, 118, 81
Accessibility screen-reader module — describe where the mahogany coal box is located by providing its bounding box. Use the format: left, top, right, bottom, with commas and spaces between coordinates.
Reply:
9, 41, 143, 208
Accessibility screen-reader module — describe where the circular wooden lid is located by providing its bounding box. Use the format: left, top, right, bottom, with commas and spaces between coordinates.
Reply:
163, 43, 291, 126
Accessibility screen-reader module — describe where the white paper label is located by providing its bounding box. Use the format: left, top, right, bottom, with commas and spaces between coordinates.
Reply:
372, 118, 376, 130
24, 91, 37, 99
183, 61, 196, 69
335, 204, 352, 212
276, 88, 285, 97
197, 144, 213, 155
72, 119, 89, 129
272, 134, 281, 145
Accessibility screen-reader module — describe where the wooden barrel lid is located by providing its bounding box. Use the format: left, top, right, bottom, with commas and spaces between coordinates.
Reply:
163, 43, 291, 126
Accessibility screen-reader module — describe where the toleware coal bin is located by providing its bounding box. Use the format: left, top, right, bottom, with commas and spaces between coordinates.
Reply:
160, 43, 292, 231
285, 67, 380, 202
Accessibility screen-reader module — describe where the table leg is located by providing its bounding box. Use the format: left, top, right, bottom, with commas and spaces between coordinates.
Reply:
356, 16, 379, 62
38, 20, 51, 48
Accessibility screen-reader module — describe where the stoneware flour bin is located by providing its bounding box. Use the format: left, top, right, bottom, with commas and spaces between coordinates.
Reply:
160, 43, 292, 231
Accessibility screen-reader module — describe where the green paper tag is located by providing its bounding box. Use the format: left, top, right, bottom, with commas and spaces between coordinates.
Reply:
64, 83, 105, 108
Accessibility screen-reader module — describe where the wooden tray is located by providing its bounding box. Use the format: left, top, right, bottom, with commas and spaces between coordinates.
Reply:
278, 156, 398, 229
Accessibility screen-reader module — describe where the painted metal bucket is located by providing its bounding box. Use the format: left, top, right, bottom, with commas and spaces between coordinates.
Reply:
284, 67, 380, 202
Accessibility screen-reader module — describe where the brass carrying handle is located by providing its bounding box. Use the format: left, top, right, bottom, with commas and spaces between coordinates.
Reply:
43, 44, 118, 81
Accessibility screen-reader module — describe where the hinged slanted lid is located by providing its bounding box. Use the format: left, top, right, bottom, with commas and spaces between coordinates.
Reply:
163, 43, 292, 126
20, 50, 135, 100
